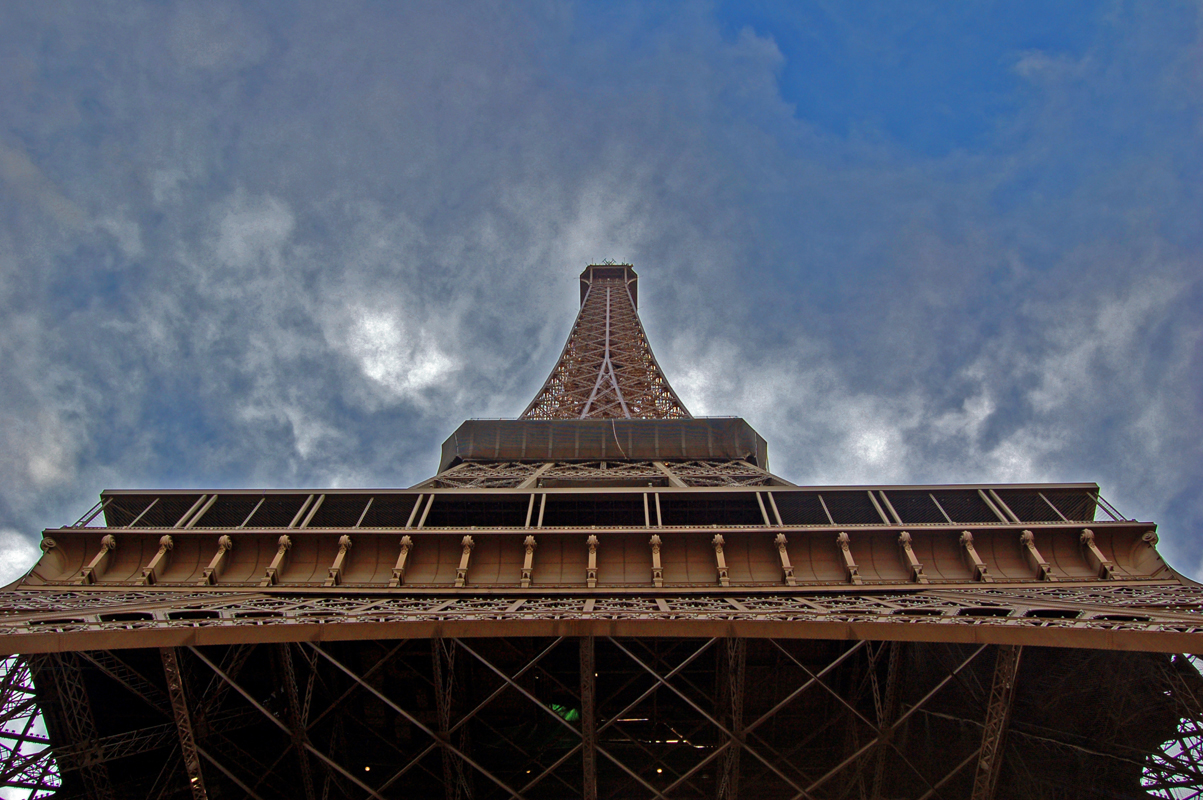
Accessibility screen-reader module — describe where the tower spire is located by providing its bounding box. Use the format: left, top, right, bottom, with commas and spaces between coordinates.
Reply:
521, 263, 690, 420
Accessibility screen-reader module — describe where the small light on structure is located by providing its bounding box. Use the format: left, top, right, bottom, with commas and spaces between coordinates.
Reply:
656, 768, 663, 774
364, 766, 370, 772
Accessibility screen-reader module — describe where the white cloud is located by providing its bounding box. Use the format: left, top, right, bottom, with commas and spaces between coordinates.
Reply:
0, 530, 39, 587
336, 308, 459, 402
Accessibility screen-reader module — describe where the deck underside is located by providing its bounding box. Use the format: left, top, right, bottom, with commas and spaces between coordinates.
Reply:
9, 634, 1201, 800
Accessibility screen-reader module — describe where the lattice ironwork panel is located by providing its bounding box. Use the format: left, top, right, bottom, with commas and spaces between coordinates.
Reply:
1, 585, 1202, 655
522, 267, 690, 420
0, 656, 60, 798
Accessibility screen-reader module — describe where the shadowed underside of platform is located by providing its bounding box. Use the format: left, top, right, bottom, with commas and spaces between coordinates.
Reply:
12, 636, 1203, 799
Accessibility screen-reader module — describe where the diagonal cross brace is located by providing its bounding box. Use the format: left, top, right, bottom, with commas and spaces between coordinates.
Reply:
793, 643, 990, 800
453, 638, 673, 800
606, 637, 816, 800
160, 648, 208, 800
186, 646, 389, 800
304, 643, 529, 800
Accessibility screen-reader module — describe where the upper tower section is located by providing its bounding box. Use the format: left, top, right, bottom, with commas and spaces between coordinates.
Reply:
522, 263, 691, 420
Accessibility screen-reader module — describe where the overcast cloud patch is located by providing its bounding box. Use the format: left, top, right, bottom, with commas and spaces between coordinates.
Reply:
0, 2, 1198, 577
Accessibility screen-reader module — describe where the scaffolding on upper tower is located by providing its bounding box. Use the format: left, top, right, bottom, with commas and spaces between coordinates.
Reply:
522, 264, 691, 420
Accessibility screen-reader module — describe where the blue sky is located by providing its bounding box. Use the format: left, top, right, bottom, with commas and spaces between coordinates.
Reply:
0, 1, 1199, 579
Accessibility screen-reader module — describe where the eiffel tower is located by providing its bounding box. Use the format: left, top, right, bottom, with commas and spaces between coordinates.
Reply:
1, 263, 1201, 799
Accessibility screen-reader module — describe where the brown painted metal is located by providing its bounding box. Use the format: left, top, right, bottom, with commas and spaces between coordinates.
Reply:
971, 644, 1022, 800
1, 635, 1198, 797
1, 585, 1201, 656
0, 656, 60, 794
21, 517, 1173, 591
160, 647, 207, 799
4, 262, 1202, 797
34, 652, 116, 799
522, 265, 690, 420
580, 636, 597, 800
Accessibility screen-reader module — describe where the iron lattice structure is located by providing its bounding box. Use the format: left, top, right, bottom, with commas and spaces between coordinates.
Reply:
1, 262, 1202, 799
420, 459, 781, 489
522, 264, 690, 420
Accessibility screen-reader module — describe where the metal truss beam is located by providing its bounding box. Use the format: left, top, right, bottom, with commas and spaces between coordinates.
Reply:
716, 637, 745, 800
276, 643, 317, 800
34, 652, 115, 800
3, 635, 1198, 798
796, 643, 989, 799
160, 647, 208, 799
78, 650, 170, 714
0, 656, 59, 797
608, 637, 815, 799
431, 637, 472, 800
425, 459, 781, 488
971, 645, 1022, 800
870, 641, 902, 800
187, 645, 389, 800
6, 585, 1203, 656
522, 270, 690, 420
304, 642, 526, 799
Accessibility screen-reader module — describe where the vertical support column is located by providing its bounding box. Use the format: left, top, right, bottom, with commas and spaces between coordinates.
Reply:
580, 637, 597, 800
716, 638, 745, 800
277, 644, 317, 800
140, 535, 174, 585
78, 534, 117, 585
870, 642, 903, 800
897, 532, 929, 584
260, 535, 292, 586
160, 648, 208, 800
325, 535, 353, 587
432, 639, 472, 800
959, 532, 993, 582
199, 535, 233, 586
1079, 529, 1116, 579
837, 532, 863, 585
971, 645, 1023, 800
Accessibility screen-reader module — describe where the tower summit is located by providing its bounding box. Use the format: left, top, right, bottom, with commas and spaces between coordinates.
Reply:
1, 264, 1201, 799
522, 264, 689, 420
